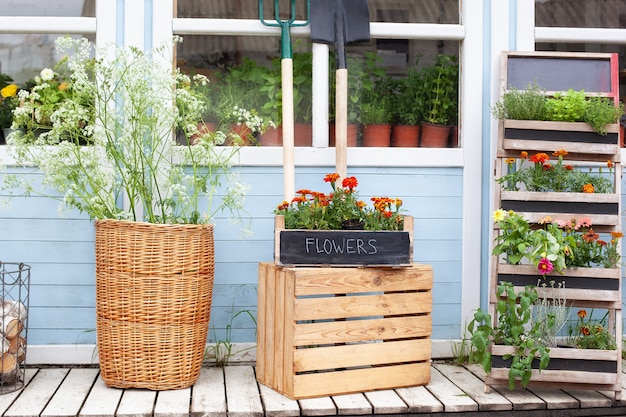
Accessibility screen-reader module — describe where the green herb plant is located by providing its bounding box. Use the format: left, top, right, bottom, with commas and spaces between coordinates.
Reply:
491, 82, 547, 121
422, 54, 458, 125
468, 282, 550, 389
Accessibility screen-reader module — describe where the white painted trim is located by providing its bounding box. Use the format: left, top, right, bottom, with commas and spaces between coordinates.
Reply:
0, 17, 96, 34
459, 0, 484, 327
516, 0, 535, 51
95, 0, 117, 48
536, 27, 626, 44
172, 19, 465, 41
153, 0, 174, 49
312, 43, 330, 148
25, 340, 463, 365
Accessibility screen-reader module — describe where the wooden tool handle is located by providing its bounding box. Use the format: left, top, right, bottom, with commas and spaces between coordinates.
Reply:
282, 58, 295, 202
335, 68, 348, 180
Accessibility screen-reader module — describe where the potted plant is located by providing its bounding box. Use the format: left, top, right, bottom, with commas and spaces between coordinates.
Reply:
361, 75, 394, 147
492, 83, 624, 153
392, 68, 424, 147
2, 36, 259, 390
0, 74, 21, 144
420, 54, 458, 147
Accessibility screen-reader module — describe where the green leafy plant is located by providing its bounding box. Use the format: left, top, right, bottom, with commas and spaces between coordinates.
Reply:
0, 74, 20, 130
468, 282, 550, 389
491, 82, 548, 121
393, 67, 425, 126
361, 75, 394, 125
546, 88, 588, 122
568, 309, 616, 350
492, 209, 623, 273
583, 96, 624, 136
3, 36, 257, 228
497, 150, 615, 193
274, 173, 405, 230
534, 279, 569, 348
422, 54, 458, 125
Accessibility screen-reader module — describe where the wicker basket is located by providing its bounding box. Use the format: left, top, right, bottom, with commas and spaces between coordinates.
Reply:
95, 219, 214, 390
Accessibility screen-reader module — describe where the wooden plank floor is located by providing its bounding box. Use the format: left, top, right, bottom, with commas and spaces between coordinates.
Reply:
0, 363, 625, 417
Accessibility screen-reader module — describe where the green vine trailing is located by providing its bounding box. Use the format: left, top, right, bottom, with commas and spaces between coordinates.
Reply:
467, 282, 550, 389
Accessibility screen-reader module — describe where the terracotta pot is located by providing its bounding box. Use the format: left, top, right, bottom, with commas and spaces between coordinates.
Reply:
449, 125, 459, 148
329, 123, 359, 147
392, 125, 420, 147
294, 123, 312, 146
362, 124, 391, 147
420, 122, 451, 148
259, 126, 283, 146
227, 123, 254, 146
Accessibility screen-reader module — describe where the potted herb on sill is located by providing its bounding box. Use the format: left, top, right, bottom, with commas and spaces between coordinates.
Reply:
420, 54, 458, 147
361, 75, 394, 147
392, 68, 424, 147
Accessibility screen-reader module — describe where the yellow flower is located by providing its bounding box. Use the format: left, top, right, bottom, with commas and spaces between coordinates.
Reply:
0, 84, 17, 98
505, 158, 516, 165
493, 209, 507, 222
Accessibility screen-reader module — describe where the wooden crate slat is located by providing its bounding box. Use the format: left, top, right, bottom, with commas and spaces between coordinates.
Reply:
293, 315, 432, 346
293, 339, 431, 372
294, 291, 432, 321
293, 266, 433, 296
291, 363, 430, 399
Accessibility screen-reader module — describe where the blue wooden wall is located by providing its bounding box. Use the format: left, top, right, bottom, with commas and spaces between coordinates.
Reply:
0, 165, 463, 346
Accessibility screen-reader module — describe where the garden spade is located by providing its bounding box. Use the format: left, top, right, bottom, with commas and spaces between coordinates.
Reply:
259, 0, 310, 202
310, 0, 370, 179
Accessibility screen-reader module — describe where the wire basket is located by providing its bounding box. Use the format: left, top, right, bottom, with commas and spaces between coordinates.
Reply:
95, 219, 214, 390
0, 262, 30, 394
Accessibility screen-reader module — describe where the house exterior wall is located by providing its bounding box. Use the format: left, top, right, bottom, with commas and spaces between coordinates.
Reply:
0, 0, 624, 364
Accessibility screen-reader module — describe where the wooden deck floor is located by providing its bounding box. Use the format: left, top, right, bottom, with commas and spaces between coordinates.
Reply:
1, 363, 626, 417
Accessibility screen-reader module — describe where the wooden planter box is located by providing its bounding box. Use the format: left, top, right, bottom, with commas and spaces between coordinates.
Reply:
494, 264, 622, 307
499, 190, 620, 225
499, 120, 620, 155
274, 215, 414, 267
486, 345, 622, 397
256, 262, 433, 399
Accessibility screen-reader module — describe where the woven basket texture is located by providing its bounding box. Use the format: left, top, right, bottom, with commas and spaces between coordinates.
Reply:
95, 219, 214, 390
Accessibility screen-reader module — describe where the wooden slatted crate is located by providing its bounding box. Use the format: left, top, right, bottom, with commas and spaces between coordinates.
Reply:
256, 262, 433, 399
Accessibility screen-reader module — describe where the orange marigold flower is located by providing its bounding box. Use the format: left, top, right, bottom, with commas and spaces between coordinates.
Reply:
342, 176, 358, 190
323, 173, 340, 183
356, 200, 367, 209
578, 309, 587, 319
277, 201, 290, 211
296, 189, 312, 196
607, 160, 614, 169
582, 183, 595, 193
582, 229, 599, 243
395, 198, 403, 207
580, 326, 591, 336
597, 239, 607, 246
520, 151, 528, 159
552, 149, 568, 157
292, 195, 307, 204
530, 152, 549, 164
610, 231, 624, 239
565, 164, 574, 171
505, 158, 516, 165
542, 163, 553, 171
384, 211, 393, 219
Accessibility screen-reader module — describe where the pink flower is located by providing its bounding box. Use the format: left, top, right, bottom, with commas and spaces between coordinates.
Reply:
537, 258, 553, 275
575, 217, 592, 230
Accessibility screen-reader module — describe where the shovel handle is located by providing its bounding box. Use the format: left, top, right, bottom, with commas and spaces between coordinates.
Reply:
282, 58, 295, 202
335, 68, 348, 180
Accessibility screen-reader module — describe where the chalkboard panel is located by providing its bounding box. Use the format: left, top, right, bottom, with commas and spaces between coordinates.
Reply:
278, 230, 412, 266
507, 56, 612, 92
500, 199, 619, 215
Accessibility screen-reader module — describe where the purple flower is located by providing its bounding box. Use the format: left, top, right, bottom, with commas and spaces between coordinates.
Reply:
537, 258, 553, 275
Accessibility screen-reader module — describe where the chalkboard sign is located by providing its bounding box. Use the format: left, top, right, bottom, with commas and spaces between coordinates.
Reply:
277, 230, 412, 266
503, 51, 619, 101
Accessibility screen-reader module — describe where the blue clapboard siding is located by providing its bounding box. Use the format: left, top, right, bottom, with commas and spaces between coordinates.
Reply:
1, 164, 463, 346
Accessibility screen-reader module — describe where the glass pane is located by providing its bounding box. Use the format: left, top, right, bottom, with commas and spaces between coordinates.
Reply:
536, 0, 624, 28
0, 34, 95, 84
0, 0, 95, 17
177, 0, 459, 24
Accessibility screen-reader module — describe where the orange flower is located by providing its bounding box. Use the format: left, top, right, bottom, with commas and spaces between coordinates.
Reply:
542, 163, 553, 171
552, 149, 568, 157
277, 201, 289, 211
296, 189, 312, 196
610, 231, 623, 239
582, 183, 594, 193
597, 239, 607, 246
607, 160, 614, 169
582, 229, 599, 243
505, 158, 516, 165
58, 81, 69, 91
342, 176, 358, 191
564, 164, 574, 171
291, 195, 307, 204
578, 309, 587, 319
580, 326, 590, 336
529, 152, 549, 164
520, 151, 528, 159
323, 173, 340, 184
356, 200, 367, 209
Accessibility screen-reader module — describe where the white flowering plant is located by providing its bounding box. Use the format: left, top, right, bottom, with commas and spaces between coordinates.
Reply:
2, 36, 261, 228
